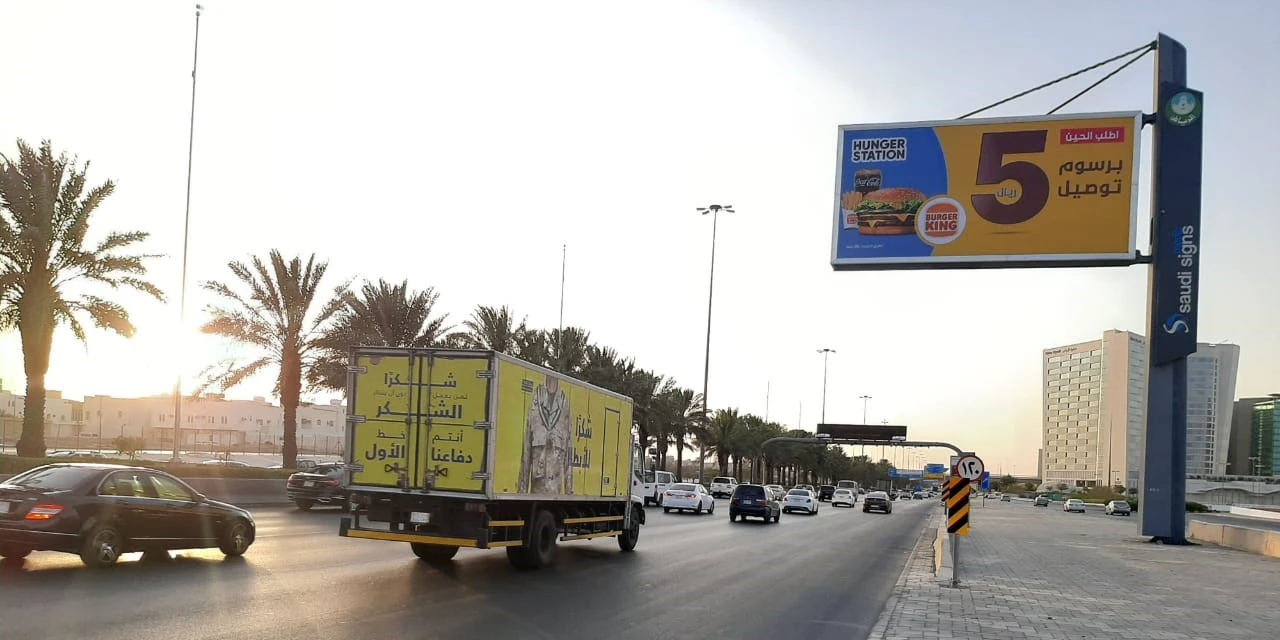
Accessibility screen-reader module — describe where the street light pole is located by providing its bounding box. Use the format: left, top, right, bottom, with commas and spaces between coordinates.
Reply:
859, 394, 871, 455
817, 349, 835, 426
171, 3, 203, 462
697, 204, 733, 484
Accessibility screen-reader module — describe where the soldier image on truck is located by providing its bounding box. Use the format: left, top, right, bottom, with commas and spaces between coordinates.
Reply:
338, 348, 648, 570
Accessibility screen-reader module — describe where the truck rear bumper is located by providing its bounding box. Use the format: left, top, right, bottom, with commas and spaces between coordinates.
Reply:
338, 516, 522, 549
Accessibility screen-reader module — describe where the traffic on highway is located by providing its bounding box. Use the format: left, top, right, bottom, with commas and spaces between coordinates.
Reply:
1, 489, 936, 640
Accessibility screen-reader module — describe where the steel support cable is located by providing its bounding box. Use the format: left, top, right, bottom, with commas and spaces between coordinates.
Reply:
957, 41, 1157, 119
1047, 46, 1155, 115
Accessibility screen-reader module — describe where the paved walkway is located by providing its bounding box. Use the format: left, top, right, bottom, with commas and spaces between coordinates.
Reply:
868, 500, 1280, 639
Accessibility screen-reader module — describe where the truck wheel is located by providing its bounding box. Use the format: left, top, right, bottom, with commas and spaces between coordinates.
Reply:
411, 543, 459, 564
618, 516, 640, 552
514, 510, 557, 569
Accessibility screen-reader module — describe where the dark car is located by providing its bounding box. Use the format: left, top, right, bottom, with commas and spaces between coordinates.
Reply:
0, 463, 255, 568
728, 484, 781, 523
1033, 495, 1051, 507
817, 485, 835, 501
863, 490, 892, 514
286, 463, 348, 509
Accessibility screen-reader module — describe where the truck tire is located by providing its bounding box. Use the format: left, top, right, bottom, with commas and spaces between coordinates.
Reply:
509, 510, 557, 570
618, 515, 640, 552
411, 543, 459, 564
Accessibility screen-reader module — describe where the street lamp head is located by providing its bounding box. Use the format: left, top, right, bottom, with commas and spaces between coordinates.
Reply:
817, 348, 835, 354
697, 204, 734, 215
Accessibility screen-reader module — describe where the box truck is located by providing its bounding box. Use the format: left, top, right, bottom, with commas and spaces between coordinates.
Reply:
338, 348, 647, 569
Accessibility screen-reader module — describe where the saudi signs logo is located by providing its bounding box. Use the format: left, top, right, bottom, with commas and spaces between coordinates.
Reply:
1165, 91, 1201, 127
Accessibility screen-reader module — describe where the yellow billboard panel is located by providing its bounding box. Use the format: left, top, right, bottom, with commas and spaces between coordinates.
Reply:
831, 111, 1141, 270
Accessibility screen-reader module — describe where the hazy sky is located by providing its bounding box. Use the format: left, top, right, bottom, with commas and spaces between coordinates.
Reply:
2, 1, 1277, 475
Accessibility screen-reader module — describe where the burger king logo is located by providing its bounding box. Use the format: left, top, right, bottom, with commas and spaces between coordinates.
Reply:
915, 197, 967, 245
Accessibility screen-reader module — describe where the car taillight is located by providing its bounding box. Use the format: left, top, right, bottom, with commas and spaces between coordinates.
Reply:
323, 479, 340, 487
730, 499, 739, 506
664, 492, 672, 498
26, 504, 64, 520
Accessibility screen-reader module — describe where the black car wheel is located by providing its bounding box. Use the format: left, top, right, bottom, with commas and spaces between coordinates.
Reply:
0, 544, 32, 560
80, 524, 124, 568
293, 499, 315, 510
219, 519, 253, 557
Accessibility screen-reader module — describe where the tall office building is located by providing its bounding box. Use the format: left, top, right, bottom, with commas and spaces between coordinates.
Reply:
1230, 397, 1275, 474
1251, 401, 1279, 476
1041, 330, 1239, 489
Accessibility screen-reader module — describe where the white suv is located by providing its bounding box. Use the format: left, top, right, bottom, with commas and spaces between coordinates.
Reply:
710, 476, 738, 498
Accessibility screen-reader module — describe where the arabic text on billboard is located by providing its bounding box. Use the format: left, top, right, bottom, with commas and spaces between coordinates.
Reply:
831, 112, 1141, 270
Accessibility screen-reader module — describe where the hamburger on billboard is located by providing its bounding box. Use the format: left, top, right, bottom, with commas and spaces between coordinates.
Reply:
830, 112, 1142, 271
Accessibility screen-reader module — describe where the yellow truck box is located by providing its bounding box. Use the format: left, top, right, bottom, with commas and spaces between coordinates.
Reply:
346, 348, 634, 499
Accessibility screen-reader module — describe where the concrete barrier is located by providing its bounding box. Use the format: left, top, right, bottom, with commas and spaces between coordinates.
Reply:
0, 473, 291, 508
1188, 520, 1280, 559
1229, 506, 1280, 521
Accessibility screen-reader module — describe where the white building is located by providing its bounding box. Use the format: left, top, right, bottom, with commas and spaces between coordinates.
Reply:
1041, 330, 1239, 489
3, 383, 345, 454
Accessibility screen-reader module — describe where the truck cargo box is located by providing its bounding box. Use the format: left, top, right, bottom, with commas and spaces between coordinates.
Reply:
346, 348, 635, 502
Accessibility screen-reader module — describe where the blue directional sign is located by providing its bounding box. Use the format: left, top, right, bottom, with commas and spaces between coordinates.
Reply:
980, 471, 990, 492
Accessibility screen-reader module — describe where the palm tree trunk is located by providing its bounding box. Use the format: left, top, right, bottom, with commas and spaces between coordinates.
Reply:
656, 440, 669, 471
675, 437, 685, 482
16, 307, 54, 457
280, 351, 302, 468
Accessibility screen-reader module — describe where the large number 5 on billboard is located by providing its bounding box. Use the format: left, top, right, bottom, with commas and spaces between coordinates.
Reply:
972, 131, 1050, 225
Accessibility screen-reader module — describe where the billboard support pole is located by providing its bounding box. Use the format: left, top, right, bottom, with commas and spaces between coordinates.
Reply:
1140, 33, 1201, 545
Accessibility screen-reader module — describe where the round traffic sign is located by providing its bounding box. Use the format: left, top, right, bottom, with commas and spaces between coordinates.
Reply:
955, 454, 984, 480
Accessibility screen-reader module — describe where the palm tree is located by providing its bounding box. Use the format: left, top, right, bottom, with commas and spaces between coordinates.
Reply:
197, 251, 347, 468
311, 279, 451, 389
546, 326, 591, 375
512, 327, 549, 366
459, 305, 523, 352
652, 386, 703, 480
703, 408, 741, 476
0, 139, 164, 456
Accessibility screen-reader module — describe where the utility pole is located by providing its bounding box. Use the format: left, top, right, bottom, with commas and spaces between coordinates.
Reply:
817, 349, 835, 426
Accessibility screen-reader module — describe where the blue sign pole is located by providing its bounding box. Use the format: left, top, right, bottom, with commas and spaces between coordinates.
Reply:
1140, 33, 1203, 545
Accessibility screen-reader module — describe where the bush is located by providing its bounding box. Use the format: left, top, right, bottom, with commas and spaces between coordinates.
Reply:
0, 456, 292, 479
1185, 501, 1210, 513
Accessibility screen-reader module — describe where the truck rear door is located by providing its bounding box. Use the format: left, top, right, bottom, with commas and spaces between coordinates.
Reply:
411, 351, 492, 494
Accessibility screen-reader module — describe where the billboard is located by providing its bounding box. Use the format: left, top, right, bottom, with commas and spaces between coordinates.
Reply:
831, 112, 1142, 270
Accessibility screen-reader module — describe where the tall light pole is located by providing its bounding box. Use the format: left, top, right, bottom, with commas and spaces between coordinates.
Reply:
817, 349, 835, 426
858, 394, 871, 455
171, 3, 203, 462
697, 204, 732, 483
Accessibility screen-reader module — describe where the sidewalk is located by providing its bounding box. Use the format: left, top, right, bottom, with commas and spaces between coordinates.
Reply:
868, 501, 1280, 639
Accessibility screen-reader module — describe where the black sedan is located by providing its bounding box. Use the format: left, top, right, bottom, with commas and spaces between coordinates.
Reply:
862, 490, 892, 514
286, 462, 348, 509
817, 484, 835, 501
0, 463, 255, 568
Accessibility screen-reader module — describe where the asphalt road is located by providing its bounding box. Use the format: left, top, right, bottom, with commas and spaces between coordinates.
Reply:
0, 497, 935, 640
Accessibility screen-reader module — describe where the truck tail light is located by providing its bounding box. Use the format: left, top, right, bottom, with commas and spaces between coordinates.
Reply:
26, 504, 64, 520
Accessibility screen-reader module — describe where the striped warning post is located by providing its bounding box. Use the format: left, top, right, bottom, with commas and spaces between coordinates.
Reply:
945, 476, 970, 536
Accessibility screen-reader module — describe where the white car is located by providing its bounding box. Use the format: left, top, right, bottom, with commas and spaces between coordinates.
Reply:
782, 488, 819, 515
645, 470, 675, 505
662, 483, 715, 514
831, 488, 857, 508
1063, 498, 1086, 513
764, 484, 786, 501
710, 476, 738, 498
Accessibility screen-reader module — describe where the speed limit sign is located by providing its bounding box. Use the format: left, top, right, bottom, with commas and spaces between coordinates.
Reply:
955, 454, 985, 481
